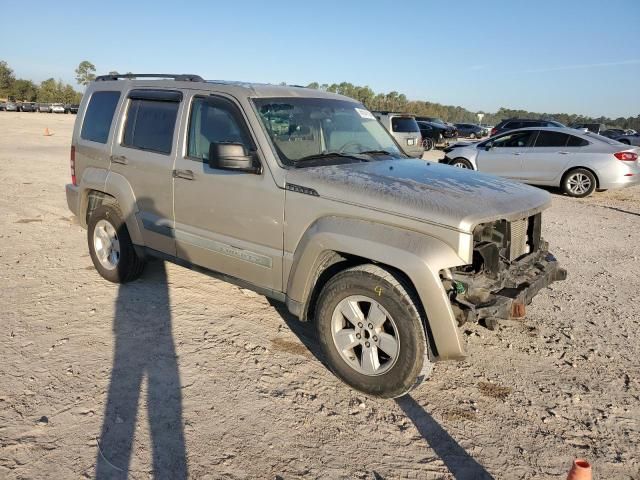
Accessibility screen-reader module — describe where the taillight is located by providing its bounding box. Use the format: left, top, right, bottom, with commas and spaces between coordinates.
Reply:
70, 146, 76, 185
614, 151, 638, 161
490, 128, 497, 136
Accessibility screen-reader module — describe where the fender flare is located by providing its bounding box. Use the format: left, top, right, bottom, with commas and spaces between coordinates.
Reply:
286, 216, 468, 360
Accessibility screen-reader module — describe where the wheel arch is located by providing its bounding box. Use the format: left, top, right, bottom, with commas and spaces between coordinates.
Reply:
561, 165, 600, 189
285, 216, 467, 360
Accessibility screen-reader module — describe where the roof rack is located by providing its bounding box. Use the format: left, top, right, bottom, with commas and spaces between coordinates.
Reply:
95, 73, 204, 82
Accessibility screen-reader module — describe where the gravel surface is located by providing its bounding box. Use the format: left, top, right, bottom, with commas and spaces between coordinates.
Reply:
1, 113, 639, 479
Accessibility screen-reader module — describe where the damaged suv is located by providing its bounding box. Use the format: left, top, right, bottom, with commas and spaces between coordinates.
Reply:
66, 73, 566, 398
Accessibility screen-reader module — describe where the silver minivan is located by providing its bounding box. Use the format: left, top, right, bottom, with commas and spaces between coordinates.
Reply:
372, 112, 424, 158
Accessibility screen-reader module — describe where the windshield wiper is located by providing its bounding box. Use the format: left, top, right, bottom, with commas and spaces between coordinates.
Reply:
355, 150, 396, 156
293, 152, 367, 167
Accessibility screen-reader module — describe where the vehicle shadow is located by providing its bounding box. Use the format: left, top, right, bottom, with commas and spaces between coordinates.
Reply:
95, 260, 187, 480
269, 300, 493, 480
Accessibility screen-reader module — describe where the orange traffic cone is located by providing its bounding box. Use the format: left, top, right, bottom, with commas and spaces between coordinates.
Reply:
44, 128, 53, 136
567, 459, 592, 480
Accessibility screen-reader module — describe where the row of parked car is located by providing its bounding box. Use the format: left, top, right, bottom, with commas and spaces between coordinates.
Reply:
0, 102, 79, 113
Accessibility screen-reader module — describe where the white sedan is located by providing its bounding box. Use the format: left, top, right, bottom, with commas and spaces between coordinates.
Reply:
442, 127, 640, 197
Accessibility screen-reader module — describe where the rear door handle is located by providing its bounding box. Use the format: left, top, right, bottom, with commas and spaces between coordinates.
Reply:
110, 155, 128, 165
513, 152, 522, 156
173, 169, 194, 180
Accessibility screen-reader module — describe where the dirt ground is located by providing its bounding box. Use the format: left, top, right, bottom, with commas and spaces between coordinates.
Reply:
1, 113, 639, 480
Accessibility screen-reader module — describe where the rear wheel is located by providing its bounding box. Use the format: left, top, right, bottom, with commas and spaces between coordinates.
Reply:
315, 264, 431, 398
421, 138, 434, 151
470, 132, 477, 139
450, 157, 474, 169
561, 168, 597, 198
88, 205, 145, 283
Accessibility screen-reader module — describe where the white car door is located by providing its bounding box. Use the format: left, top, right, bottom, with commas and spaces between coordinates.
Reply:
475, 130, 535, 178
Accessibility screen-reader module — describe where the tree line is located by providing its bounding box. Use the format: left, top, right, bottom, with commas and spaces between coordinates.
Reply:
307, 81, 640, 131
0, 59, 97, 104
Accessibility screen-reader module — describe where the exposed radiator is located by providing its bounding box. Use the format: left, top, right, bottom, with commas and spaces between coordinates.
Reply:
509, 218, 529, 260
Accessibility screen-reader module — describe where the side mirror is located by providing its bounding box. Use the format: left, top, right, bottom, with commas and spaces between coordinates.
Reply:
208, 143, 259, 173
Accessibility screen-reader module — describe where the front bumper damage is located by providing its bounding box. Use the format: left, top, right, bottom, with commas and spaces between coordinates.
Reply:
444, 245, 567, 330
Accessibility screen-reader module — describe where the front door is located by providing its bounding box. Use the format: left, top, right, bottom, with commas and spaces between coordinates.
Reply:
172, 93, 284, 292
476, 130, 535, 178
109, 89, 183, 255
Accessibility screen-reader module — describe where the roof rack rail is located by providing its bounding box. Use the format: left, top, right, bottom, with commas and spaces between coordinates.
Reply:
95, 73, 204, 82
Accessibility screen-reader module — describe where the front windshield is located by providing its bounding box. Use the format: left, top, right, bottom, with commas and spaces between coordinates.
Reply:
253, 97, 403, 165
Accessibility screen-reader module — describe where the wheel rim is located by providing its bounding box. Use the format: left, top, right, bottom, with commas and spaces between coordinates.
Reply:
93, 219, 120, 270
331, 295, 400, 376
454, 161, 470, 169
567, 173, 592, 195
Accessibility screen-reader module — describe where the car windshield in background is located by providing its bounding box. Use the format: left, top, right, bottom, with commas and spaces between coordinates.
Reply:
391, 117, 420, 133
253, 98, 402, 165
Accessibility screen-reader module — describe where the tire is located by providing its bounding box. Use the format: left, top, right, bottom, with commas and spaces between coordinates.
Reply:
315, 264, 431, 398
470, 132, 476, 139
450, 157, 474, 169
87, 204, 145, 283
561, 168, 597, 198
421, 138, 434, 151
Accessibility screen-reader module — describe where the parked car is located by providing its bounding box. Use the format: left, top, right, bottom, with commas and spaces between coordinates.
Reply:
4, 102, 18, 112
490, 118, 565, 137
65, 104, 80, 114
38, 103, 52, 113
600, 128, 627, 138
0, 102, 5, 111
416, 116, 446, 125
66, 73, 566, 398
570, 123, 606, 134
417, 120, 458, 146
454, 123, 487, 139
19, 102, 37, 112
442, 127, 640, 197
609, 131, 640, 146
372, 111, 424, 157
51, 103, 66, 114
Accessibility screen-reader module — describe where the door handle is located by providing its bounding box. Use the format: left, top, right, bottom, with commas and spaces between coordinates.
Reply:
110, 155, 128, 165
559, 151, 570, 155
173, 169, 194, 180
513, 152, 522, 156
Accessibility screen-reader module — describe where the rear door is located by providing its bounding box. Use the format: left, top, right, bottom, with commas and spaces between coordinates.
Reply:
475, 130, 535, 178
109, 89, 182, 255
521, 130, 574, 182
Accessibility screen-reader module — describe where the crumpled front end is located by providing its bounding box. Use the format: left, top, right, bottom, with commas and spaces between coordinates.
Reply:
441, 213, 567, 330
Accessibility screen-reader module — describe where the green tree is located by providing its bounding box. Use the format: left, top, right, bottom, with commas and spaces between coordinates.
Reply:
37, 78, 59, 102
10, 79, 38, 101
0, 60, 16, 98
75, 60, 96, 86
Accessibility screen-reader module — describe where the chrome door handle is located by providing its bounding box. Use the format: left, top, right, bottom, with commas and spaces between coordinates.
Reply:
173, 169, 194, 180
513, 152, 522, 156
559, 151, 570, 155
111, 155, 128, 165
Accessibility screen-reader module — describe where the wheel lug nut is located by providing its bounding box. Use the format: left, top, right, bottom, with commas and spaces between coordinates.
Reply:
368, 323, 373, 329
356, 333, 361, 339
358, 322, 363, 328
373, 336, 378, 342
365, 341, 370, 348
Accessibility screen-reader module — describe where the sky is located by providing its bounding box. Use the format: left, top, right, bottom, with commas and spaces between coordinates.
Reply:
1, 0, 639, 118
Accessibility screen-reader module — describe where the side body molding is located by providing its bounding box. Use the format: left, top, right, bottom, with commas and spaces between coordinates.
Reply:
285, 217, 468, 360
103, 171, 144, 246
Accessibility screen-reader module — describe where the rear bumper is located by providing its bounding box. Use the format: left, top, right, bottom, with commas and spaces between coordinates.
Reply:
65, 183, 80, 217
450, 248, 567, 327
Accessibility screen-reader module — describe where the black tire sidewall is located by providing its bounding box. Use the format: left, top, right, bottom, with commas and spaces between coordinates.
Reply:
316, 268, 425, 398
451, 157, 473, 169
562, 169, 596, 198
87, 205, 140, 283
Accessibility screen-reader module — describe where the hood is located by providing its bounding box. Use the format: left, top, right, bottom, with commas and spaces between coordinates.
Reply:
286, 159, 551, 232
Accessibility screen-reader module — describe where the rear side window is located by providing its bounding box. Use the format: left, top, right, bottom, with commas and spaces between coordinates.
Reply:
534, 131, 571, 147
391, 117, 419, 133
567, 135, 589, 147
80, 91, 120, 144
123, 99, 179, 154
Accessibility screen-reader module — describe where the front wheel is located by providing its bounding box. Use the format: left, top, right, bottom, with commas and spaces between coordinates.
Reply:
450, 157, 474, 169
561, 168, 596, 198
88, 205, 145, 283
421, 138, 434, 151
469, 132, 477, 139
315, 264, 431, 398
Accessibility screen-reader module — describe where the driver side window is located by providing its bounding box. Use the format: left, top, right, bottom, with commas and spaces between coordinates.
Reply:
492, 131, 534, 148
187, 97, 253, 161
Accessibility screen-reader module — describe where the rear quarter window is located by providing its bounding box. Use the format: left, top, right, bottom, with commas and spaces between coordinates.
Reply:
80, 91, 121, 144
